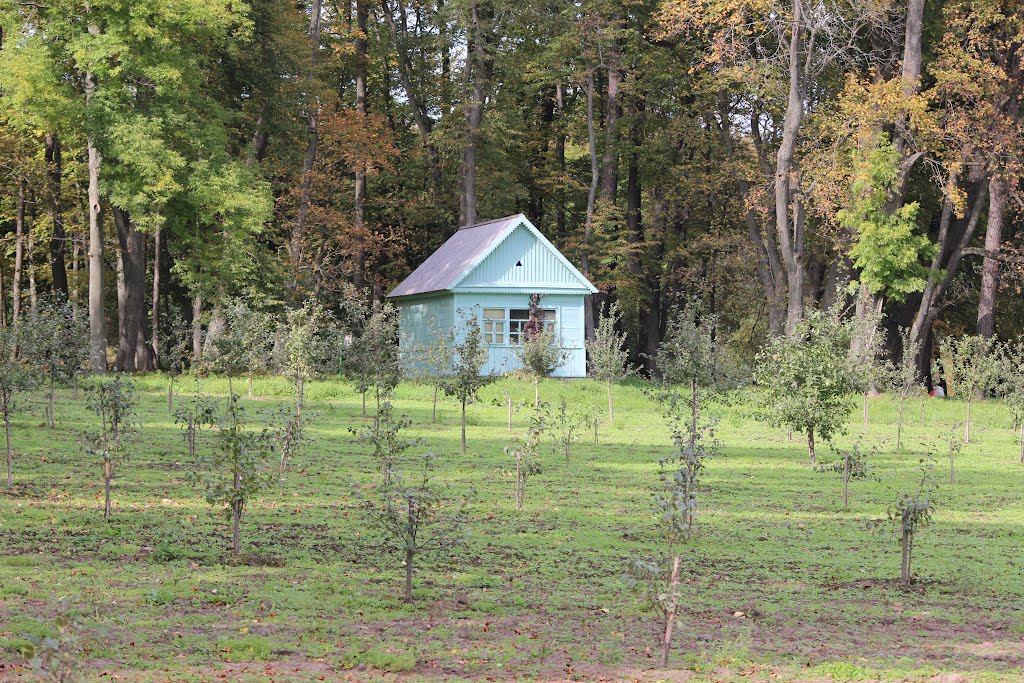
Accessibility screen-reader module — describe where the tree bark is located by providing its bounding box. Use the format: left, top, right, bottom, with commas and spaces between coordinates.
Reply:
12, 178, 25, 329
86, 21, 106, 372
353, 0, 369, 287
151, 227, 161, 367
459, 0, 491, 227
380, 0, 445, 204
659, 555, 681, 667
291, 0, 324, 290
808, 427, 815, 464
976, 174, 1006, 338
45, 133, 69, 297
599, 61, 621, 205
776, 0, 806, 338
582, 69, 599, 342
113, 208, 146, 372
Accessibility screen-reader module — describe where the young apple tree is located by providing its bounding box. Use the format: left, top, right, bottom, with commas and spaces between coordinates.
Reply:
936, 335, 998, 443
754, 305, 858, 464
891, 328, 924, 451
351, 399, 417, 487
870, 456, 938, 585
850, 310, 892, 433
345, 303, 400, 418
586, 302, 634, 427
83, 376, 138, 519
514, 295, 568, 407
656, 299, 718, 443
442, 313, 494, 454
629, 390, 718, 667
21, 297, 88, 428
354, 453, 472, 602
406, 323, 454, 424
282, 300, 340, 416
188, 395, 277, 555
997, 339, 1024, 463
548, 398, 583, 464
815, 442, 874, 508
505, 409, 545, 511
0, 326, 36, 488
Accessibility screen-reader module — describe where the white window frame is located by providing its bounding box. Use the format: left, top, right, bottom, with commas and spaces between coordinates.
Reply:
480, 306, 557, 347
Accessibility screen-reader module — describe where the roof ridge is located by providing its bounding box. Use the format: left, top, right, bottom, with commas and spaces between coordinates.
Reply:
456, 214, 523, 231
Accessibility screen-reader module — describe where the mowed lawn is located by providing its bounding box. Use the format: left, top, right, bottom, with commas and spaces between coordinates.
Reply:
0, 375, 1022, 682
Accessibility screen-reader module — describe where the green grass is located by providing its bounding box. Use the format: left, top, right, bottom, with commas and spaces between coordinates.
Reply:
0, 373, 1022, 681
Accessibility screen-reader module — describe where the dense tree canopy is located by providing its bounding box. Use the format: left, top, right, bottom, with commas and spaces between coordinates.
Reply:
0, 0, 1021, 373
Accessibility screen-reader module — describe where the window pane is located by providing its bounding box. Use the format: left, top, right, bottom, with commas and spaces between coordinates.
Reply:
494, 322, 504, 332
484, 321, 493, 332
495, 333, 504, 344
541, 309, 556, 320
484, 333, 493, 344
510, 309, 530, 320
483, 308, 505, 320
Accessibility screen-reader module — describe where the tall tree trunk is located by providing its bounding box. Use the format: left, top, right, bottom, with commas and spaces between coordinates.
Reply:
86, 21, 106, 372
291, 0, 323, 290
459, 0, 490, 227
45, 133, 69, 297
554, 82, 567, 240
151, 227, 161, 366
909, 175, 989, 363
113, 208, 146, 372
353, 0, 369, 287
976, 174, 1006, 338
12, 178, 25, 329
776, 0, 805, 338
380, 0, 445, 207
599, 62, 621, 205
582, 69, 599, 342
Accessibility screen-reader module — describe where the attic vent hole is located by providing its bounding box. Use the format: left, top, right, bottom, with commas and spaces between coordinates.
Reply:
515, 260, 523, 267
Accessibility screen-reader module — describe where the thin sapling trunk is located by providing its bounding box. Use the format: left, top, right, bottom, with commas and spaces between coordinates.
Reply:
507, 395, 512, 434
659, 555, 681, 667
897, 397, 905, 451
461, 398, 467, 454
4, 400, 12, 488
404, 547, 414, 602
607, 381, 613, 428
808, 428, 816, 465
104, 458, 112, 519
965, 397, 971, 443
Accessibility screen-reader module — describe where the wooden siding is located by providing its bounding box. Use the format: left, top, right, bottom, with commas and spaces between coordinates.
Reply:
453, 292, 586, 378
458, 224, 588, 292
396, 294, 454, 371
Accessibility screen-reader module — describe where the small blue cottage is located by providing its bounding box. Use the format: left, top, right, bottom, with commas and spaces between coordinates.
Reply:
388, 214, 598, 377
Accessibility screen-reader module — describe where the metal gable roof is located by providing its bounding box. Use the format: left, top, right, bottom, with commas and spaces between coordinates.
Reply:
388, 214, 596, 298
